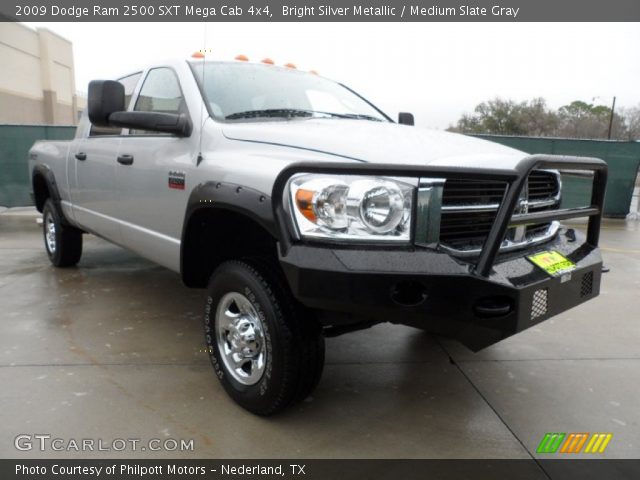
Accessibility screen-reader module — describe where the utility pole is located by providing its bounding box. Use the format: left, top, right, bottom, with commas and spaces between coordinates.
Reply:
607, 96, 616, 140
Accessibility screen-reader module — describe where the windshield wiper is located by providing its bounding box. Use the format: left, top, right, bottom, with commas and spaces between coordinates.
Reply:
226, 109, 331, 120
225, 109, 383, 121
338, 113, 383, 122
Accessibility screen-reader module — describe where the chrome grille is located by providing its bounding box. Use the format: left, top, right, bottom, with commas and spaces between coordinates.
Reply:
528, 170, 560, 200
439, 170, 561, 253
441, 179, 507, 207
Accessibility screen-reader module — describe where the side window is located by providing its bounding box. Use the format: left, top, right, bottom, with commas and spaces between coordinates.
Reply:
130, 68, 186, 135
88, 72, 142, 137
121, 73, 142, 111
134, 68, 185, 115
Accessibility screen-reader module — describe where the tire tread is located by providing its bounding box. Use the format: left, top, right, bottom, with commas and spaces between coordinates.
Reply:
207, 258, 324, 415
43, 199, 82, 268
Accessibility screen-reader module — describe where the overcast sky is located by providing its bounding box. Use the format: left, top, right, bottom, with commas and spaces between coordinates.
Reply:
25, 22, 640, 128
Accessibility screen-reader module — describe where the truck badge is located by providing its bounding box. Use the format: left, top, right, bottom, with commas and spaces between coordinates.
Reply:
168, 171, 186, 190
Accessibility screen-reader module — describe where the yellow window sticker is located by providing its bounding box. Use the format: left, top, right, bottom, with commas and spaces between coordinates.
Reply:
527, 251, 576, 276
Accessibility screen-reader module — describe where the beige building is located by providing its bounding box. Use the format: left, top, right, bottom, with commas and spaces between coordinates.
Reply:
0, 23, 82, 125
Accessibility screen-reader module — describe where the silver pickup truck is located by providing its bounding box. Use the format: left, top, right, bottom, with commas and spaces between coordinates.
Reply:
28, 58, 607, 415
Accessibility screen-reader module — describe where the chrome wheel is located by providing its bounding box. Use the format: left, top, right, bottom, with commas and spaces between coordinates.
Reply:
215, 292, 266, 386
44, 211, 56, 254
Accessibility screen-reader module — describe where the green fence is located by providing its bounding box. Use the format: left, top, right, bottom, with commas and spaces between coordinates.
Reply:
0, 124, 76, 208
1, 126, 639, 217
473, 135, 640, 218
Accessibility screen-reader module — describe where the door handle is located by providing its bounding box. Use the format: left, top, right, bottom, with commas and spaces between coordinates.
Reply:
75, 152, 87, 161
117, 154, 134, 165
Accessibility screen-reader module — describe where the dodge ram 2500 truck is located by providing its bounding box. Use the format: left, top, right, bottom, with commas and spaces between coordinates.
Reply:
29, 58, 607, 415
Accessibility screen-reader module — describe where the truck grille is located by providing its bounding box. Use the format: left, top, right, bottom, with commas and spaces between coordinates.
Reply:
439, 170, 560, 253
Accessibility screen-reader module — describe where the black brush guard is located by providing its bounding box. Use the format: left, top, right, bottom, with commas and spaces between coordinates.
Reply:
271, 155, 608, 350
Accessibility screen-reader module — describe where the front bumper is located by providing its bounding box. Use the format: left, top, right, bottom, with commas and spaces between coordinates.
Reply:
279, 227, 601, 351
272, 155, 607, 351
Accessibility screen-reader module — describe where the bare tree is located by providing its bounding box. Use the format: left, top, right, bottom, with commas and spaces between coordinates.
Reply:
620, 106, 640, 141
517, 97, 558, 136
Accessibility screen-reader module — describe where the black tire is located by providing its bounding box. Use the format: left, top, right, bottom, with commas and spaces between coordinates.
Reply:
42, 199, 83, 267
204, 259, 324, 415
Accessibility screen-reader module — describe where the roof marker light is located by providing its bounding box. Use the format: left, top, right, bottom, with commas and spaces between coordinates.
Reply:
261, 58, 275, 65
235, 54, 249, 61
191, 51, 205, 59
284, 62, 297, 69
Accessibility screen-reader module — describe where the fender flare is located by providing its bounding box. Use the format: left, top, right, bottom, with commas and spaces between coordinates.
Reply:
31, 163, 76, 225
31, 164, 81, 229
180, 181, 279, 277
32, 163, 62, 209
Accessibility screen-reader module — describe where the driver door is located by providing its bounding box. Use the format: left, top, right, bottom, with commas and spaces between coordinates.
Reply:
114, 67, 197, 272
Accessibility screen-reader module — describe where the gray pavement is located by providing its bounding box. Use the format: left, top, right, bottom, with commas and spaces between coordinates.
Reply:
0, 209, 638, 460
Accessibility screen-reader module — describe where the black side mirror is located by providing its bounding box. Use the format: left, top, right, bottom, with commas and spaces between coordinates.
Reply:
88, 80, 124, 127
88, 79, 192, 137
398, 112, 415, 126
109, 111, 192, 137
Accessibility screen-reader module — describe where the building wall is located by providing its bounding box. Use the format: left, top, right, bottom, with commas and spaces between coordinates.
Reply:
0, 23, 80, 125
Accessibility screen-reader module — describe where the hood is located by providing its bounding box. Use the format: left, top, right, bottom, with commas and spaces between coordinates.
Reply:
222, 119, 526, 169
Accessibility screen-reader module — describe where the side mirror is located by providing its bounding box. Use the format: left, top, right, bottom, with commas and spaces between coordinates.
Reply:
88, 79, 192, 137
398, 112, 415, 126
88, 80, 124, 127
109, 111, 192, 137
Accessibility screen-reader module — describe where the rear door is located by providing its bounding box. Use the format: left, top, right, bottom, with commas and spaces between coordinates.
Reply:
114, 67, 197, 271
70, 73, 142, 243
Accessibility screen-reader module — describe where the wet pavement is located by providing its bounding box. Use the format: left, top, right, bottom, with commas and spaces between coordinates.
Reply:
1, 209, 638, 459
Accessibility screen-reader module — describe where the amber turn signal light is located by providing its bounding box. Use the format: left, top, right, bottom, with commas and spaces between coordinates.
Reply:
295, 189, 317, 222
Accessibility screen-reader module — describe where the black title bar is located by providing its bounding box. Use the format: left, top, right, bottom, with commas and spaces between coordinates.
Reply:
1, 0, 640, 22
3, 459, 640, 480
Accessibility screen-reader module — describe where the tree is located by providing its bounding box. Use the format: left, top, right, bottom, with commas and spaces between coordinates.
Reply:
556, 100, 627, 140
451, 97, 639, 140
517, 98, 558, 137
621, 107, 640, 141
452, 98, 557, 136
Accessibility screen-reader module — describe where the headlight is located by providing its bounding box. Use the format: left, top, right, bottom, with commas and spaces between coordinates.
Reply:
289, 174, 414, 242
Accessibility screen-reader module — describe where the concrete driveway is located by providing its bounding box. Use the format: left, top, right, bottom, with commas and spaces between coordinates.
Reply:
1, 209, 638, 460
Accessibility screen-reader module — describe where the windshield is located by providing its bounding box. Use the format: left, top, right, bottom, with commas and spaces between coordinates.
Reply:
190, 62, 389, 123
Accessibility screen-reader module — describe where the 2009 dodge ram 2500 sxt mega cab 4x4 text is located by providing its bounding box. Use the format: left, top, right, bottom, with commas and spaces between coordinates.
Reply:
29, 58, 607, 415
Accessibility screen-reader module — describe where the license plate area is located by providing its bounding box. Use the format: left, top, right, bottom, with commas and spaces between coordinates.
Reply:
527, 250, 576, 277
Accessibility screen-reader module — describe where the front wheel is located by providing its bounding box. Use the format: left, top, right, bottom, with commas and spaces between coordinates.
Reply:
42, 199, 82, 267
204, 259, 324, 415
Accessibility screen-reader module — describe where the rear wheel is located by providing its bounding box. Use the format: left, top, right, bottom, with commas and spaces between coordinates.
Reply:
204, 259, 324, 415
42, 199, 82, 267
